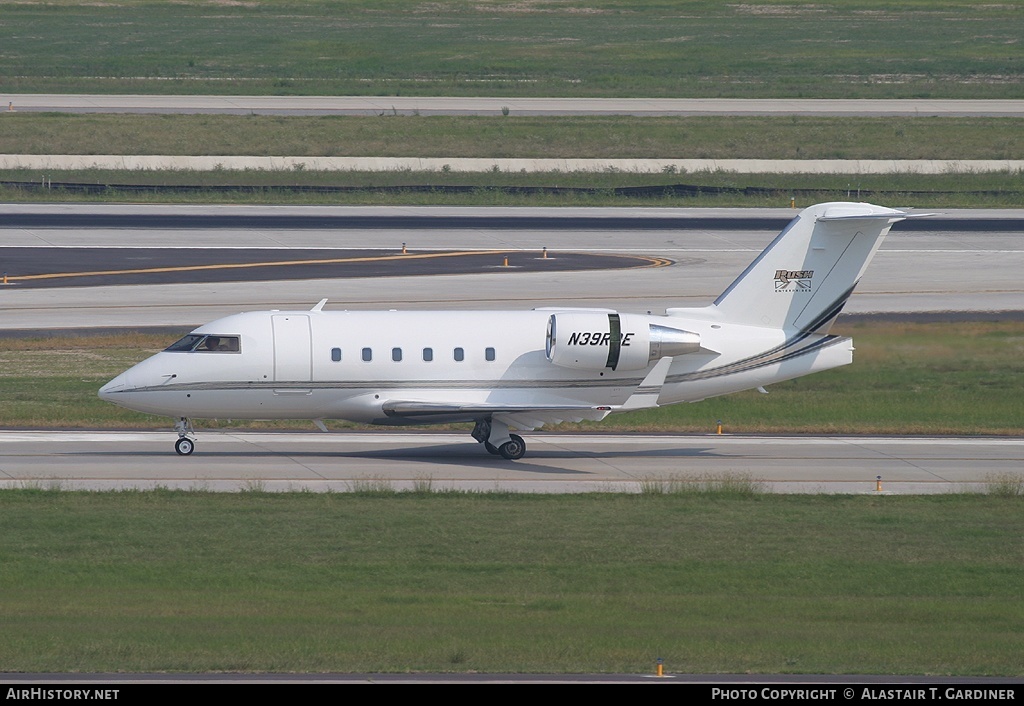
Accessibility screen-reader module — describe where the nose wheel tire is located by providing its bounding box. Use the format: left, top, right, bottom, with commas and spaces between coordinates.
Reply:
499, 434, 526, 460
174, 437, 195, 456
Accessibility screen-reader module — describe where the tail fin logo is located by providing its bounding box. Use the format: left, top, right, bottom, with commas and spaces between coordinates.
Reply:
775, 269, 814, 291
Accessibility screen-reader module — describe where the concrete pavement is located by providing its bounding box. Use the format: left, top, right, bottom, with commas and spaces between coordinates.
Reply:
2, 431, 1019, 495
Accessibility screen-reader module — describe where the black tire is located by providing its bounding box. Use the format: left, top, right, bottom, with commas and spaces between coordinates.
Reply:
499, 434, 526, 460
174, 437, 195, 456
484, 441, 501, 455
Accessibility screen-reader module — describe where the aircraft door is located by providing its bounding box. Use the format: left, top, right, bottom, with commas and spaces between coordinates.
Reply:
272, 314, 313, 383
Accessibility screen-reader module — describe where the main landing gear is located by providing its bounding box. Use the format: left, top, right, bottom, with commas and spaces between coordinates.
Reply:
472, 418, 526, 460
174, 417, 196, 456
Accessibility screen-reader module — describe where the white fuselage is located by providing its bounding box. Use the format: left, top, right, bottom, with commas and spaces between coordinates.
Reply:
100, 307, 852, 425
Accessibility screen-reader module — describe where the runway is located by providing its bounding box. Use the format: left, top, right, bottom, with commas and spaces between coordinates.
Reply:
1, 431, 1020, 495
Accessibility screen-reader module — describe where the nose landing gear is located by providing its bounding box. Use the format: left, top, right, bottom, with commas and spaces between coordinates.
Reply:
173, 417, 196, 456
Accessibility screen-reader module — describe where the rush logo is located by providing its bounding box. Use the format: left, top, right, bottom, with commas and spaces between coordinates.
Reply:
568, 332, 634, 346
775, 269, 814, 283
774, 269, 814, 291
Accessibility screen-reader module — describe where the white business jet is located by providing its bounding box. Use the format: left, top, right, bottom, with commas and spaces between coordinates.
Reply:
99, 202, 908, 459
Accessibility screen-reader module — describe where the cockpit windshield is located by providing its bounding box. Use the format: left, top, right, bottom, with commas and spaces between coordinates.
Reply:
165, 334, 241, 353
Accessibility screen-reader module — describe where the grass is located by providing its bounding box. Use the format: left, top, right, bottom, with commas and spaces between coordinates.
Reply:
2, 170, 1022, 209
2, 321, 1023, 435
0, 490, 1021, 674
4, 114, 1024, 160
984, 472, 1024, 497
638, 472, 767, 496
0, 332, 176, 429
2, 5, 1021, 209
3, 115, 1021, 208
1, 1, 1021, 98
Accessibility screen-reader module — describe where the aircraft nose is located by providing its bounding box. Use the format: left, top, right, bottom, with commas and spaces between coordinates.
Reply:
98, 371, 131, 401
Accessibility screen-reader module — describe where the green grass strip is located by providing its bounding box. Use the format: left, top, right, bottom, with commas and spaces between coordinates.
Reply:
3, 115, 1024, 160
3, 170, 1022, 208
0, 491, 1021, 674
2, 1, 1022, 98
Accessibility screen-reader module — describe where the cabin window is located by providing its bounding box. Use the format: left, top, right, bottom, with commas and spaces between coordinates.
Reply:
331, 348, 342, 362
392, 347, 402, 362
485, 347, 496, 362
362, 347, 372, 362
165, 334, 240, 353
454, 347, 464, 362
423, 347, 433, 362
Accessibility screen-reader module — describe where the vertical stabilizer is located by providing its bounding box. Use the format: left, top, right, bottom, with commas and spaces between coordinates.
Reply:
706, 202, 905, 333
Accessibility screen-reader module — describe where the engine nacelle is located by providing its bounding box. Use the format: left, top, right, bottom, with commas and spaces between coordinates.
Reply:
545, 312, 701, 372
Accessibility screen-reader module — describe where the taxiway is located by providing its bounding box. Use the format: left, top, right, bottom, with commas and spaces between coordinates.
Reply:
3, 204, 1023, 330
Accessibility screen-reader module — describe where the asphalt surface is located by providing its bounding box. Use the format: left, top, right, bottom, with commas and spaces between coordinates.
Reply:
5, 207, 1017, 290
2, 247, 664, 289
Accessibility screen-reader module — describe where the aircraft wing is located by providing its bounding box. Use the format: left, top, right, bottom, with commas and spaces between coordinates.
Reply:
382, 357, 675, 430
381, 401, 612, 430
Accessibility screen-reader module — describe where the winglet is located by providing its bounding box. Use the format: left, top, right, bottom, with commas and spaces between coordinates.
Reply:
311, 298, 328, 312
620, 357, 673, 411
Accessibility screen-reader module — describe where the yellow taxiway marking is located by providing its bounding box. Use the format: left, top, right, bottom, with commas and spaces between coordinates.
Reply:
9, 251, 671, 282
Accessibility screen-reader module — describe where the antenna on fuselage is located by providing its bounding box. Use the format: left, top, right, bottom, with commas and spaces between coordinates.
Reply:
311, 298, 328, 312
